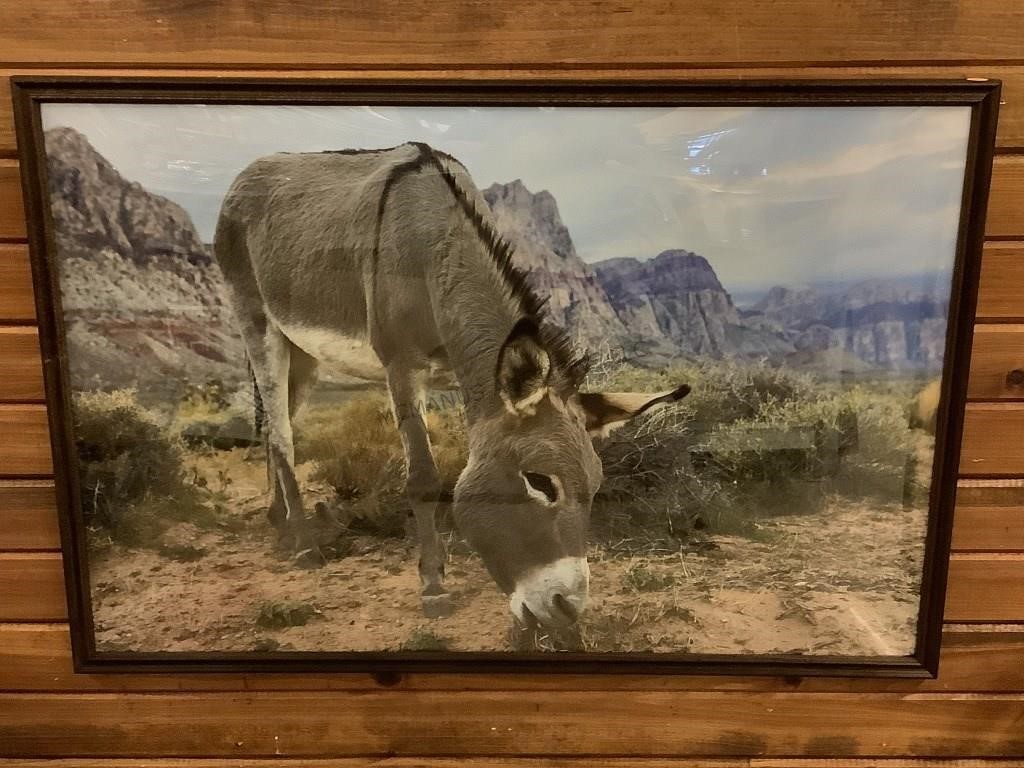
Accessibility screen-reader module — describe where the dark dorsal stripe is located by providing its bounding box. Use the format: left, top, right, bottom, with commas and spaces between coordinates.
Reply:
283, 145, 405, 157
373, 142, 589, 389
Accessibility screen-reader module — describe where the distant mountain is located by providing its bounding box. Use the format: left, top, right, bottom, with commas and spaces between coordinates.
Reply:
749, 278, 949, 370
592, 250, 792, 362
44, 126, 243, 397
483, 180, 631, 353
46, 128, 946, 391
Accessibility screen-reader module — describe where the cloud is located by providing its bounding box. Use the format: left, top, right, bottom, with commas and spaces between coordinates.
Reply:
41, 102, 970, 292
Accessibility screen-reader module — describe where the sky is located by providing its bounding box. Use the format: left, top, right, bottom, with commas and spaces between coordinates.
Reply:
42, 102, 971, 292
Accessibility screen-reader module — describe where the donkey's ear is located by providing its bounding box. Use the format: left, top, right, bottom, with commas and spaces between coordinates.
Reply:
579, 384, 690, 438
496, 318, 552, 415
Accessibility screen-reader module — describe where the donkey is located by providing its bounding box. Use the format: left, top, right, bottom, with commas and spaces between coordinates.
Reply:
213, 142, 689, 626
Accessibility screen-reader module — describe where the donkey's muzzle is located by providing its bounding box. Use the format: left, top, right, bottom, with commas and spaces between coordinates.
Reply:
510, 557, 589, 627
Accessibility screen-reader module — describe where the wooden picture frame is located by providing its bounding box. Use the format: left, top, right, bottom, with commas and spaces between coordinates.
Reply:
11, 76, 1001, 677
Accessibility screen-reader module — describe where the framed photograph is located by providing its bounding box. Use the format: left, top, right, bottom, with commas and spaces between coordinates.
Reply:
13, 77, 999, 676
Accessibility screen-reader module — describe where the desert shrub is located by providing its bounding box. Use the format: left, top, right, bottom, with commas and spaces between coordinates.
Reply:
588, 356, 815, 429
296, 393, 468, 532
590, 359, 923, 545
401, 628, 450, 651
624, 563, 677, 592
74, 389, 213, 547
256, 601, 321, 629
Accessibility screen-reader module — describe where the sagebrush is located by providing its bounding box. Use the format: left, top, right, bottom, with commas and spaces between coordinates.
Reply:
74, 389, 213, 547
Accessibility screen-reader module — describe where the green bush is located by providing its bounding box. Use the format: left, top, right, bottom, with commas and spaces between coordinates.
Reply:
590, 359, 924, 544
73, 389, 212, 547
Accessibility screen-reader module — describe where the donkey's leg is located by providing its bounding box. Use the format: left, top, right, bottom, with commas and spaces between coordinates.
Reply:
385, 363, 451, 617
267, 343, 319, 531
251, 326, 324, 568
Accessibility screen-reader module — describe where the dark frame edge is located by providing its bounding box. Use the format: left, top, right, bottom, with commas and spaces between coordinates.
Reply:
10, 80, 99, 674
912, 81, 1002, 678
8, 74, 1001, 678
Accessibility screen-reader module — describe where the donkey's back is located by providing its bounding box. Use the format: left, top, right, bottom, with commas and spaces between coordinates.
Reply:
214, 143, 430, 344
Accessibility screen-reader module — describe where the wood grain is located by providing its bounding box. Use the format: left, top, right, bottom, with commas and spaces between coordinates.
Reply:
0, 160, 25, 240
988, 158, 1024, 239
2, 1, 1024, 763
0, 553, 66, 621
3, 553, 1020, 624
0, 244, 34, 320
959, 405, 1024, 476
0, 327, 41, 402
0, 482, 59, 550
3, 319, 1024, 407
11, 764, 1024, 768
7, 323, 1024, 403
1, 624, 1022, 693
0, 244, 1002, 326
2, 690, 1024, 757
2, 156, 1021, 246
2, 66, 1024, 157
952, 505, 1024, 551
4, 403, 1022, 478
977, 244, 1024, 320
0, 406, 50, 476
946, 555, 1024, 621
2, 1, 1024, 67
4, 480, 1024, 553
967, 326, 1024, 400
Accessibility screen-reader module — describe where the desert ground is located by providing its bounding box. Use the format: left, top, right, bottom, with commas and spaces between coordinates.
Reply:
89, 444, 925, 656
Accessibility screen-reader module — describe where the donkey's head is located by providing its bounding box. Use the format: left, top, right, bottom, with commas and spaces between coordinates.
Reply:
453, 319, 689, 628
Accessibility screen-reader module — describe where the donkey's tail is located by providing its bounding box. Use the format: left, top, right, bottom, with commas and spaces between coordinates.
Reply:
246, 355, 265, 439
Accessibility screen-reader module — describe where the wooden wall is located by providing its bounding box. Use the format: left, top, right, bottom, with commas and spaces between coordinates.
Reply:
2, 2, 1024, 765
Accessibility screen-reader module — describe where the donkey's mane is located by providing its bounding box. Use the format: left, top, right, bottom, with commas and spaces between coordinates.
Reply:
409, 142, 590, 389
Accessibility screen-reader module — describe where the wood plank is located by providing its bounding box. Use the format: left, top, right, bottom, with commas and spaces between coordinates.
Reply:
4, 481, 1024, 553
0, 405, 51, 476
8, 325, 1024, 405
2, 154, 1021, 248
946, 555, 1024, 622
0, 160, 25, 240
3, 66, 1024, 156
0, 328, 41, 402
0, 554, 65, 621
953, 506, 1024, 551
954, 483, 1024, 552
0, 244, 35, 321
3, 552, 1021, 627
5, 403, 1024, 479
0, 762, 736, 768
977, 243, 1024, 320
989, 157, 1024, 239
959, 404, 1024, 476
967, 325, 1024, 400
2, 1, 1024, 67
2, 762, 1024, 768
10, 322, 1024, 403
0, 482, 59, 550
1, 624, 1022, 693
1, 690, 1024, 757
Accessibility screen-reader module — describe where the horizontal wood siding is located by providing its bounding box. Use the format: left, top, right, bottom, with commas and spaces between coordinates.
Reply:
2, 0, 1024, 761
1, 1, 1024, 67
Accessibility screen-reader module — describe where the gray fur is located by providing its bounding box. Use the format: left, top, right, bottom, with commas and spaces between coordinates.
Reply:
214, 142, 686, 624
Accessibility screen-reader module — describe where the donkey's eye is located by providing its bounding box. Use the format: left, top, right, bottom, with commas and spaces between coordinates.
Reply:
522, 471, 559, 505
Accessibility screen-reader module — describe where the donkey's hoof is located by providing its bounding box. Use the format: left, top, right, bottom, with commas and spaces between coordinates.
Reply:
294, 546, 327, 570
421, 592, 455, 618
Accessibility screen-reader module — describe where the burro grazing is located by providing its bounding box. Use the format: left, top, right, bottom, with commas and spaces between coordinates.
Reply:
214, 142, 689, 627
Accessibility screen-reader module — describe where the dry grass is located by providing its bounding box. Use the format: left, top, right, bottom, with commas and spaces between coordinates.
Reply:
73, 389, 216, 549
589, 357, 929, 546
295, 393, 467, 536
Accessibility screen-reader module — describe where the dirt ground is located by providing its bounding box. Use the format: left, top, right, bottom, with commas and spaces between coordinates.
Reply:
89, 448, 925, 656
